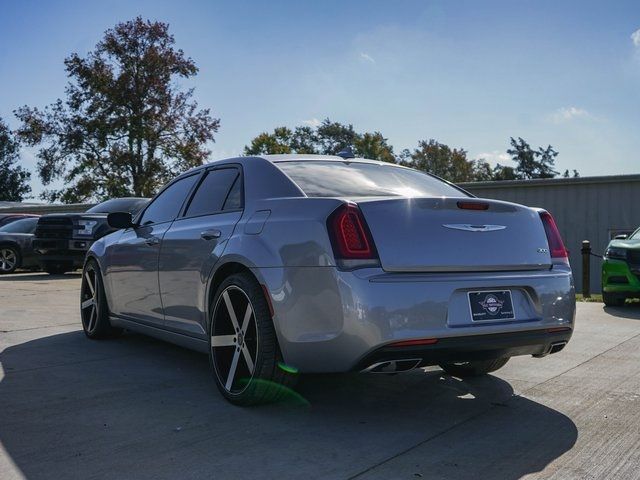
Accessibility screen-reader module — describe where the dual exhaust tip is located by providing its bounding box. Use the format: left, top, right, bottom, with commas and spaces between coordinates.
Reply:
363, 341, 569, 373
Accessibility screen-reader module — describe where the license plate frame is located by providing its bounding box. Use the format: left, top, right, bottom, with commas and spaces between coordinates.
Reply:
468, 290, 515, 321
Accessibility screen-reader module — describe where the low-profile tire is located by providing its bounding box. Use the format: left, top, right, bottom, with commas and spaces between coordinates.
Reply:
209, 272, 298, 406
439, 357, 510, 378
0, 246, 20, 274
80, 259, 122, 339
603, 292, 625, 307
44, 262, 73, 275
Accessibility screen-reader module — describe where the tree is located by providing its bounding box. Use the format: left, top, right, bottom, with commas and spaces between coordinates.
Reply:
563, 169, 580, 178
244, 118, 396, 162
507, 137, 559, 179
15, 17, 219, 203
399, 139, 490, 183
0, 118, 31, 201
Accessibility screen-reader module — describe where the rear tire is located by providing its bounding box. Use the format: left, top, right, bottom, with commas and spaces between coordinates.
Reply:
209, 272, 298, 406
0, 246, 20, 274
603, 292, 625, 307
80, 259, 122, 339
44, 262, 73, 275
439, 357, 510, 378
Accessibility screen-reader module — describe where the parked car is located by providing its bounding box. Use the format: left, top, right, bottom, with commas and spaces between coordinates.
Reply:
0, 213, 39, 228
601, 229, 640, 306
33, 197, 149, 275
81, 154, 575, 405
0, 217, 40, 274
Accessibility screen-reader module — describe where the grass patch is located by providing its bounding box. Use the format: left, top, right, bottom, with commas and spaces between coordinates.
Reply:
576, 293, 603, 303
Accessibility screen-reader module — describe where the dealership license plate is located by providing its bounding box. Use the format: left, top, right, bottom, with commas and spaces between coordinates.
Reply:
468, 290, 515, 321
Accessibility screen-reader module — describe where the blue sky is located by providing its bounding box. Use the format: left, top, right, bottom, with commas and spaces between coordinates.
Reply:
1, 0, 640, 196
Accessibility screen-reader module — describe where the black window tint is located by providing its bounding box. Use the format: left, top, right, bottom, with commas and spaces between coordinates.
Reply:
276, 161, 468, 198
185, 168, 240, 217
139, 174, 198, 225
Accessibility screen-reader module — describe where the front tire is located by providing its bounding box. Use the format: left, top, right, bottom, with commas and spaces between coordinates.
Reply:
439, 357, 510, 378
80, 259, 121, 339
603, 292, 625, 307
0, 246, 20, 274
209, 272, 297, 406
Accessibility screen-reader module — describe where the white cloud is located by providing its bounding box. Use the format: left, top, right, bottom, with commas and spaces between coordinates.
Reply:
549, 106, 592, 123
475, 151, 511, 165
359, 52, 375, 64
302, 118, 321, 127
631, 29, 640, 47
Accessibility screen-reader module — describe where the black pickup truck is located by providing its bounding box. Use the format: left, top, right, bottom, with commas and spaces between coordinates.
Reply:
33, 197, 149, 274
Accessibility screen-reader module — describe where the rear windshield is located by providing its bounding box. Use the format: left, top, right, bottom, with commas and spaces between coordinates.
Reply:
86, 198, 149, 214
276, 161, 468, 198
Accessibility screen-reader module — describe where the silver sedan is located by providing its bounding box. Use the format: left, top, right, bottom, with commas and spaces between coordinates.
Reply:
82, 154, 575, 405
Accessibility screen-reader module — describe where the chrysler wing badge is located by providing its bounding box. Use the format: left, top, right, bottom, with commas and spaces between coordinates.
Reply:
443, 224, 507, 232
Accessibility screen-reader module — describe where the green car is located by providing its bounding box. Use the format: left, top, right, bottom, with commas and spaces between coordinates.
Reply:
602, 229, 640, 306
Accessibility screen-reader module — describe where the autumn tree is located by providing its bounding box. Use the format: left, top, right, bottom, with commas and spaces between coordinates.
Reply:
399, 139, 492, 183
244, 119, 396, 162
0, 118, 31, 201
15, 17, 219, 202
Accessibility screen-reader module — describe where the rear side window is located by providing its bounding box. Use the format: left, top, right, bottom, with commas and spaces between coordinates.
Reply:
276, 161, 468, 198
139, 174, 199, 225
185, 168, 241, 217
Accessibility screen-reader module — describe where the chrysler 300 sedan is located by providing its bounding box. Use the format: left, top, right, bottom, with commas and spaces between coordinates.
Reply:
81, 154, 575, 405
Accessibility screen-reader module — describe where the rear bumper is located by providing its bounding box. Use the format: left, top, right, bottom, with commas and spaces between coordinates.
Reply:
258, 265, 576, 373
353, 328, 572, 372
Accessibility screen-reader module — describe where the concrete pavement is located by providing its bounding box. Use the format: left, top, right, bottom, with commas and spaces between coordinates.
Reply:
1, 272, 639, 479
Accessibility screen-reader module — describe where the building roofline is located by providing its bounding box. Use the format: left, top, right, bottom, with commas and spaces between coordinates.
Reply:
460, 173, 640, 189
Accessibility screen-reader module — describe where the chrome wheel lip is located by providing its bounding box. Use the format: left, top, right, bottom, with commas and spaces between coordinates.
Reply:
80, 266, 99, 333
0, 248, 17, 272
211, 285, 258, 396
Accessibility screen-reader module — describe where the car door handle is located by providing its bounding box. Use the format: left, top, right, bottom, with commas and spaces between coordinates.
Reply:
145, 236, 160, 246
201, 229, 222, 240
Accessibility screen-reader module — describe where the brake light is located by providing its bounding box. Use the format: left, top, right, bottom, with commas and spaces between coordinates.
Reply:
327, 203, 378, 263
457, 201, 489, 211
539, 211, 568, 260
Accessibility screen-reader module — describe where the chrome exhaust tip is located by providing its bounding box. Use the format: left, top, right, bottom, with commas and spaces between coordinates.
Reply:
533, 341, 568, 358
361, 358, 422, 373
549, 341, 567, 354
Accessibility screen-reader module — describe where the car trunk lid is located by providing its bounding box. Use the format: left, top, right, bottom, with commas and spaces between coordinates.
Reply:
356, 197, 551, 272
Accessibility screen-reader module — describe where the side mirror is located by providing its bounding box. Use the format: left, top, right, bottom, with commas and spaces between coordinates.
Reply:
614, 234, 628, 240
107, 212, 133, 229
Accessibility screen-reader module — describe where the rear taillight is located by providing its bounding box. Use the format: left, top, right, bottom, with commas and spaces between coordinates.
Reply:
327, 203, 379, 268
539, 211, 568, 262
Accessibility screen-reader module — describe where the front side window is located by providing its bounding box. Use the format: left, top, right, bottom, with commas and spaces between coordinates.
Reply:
185, 168, 241, 217
276, 161, 468, 198
139, 174, 199, 225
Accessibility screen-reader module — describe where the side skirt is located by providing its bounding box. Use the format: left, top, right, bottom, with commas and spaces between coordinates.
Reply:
110, 316, 209, 354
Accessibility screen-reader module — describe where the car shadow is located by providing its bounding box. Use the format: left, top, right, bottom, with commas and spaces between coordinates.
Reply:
603, 303, 640, 320
0, 272, 81, 282
0, 331, 577, 480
